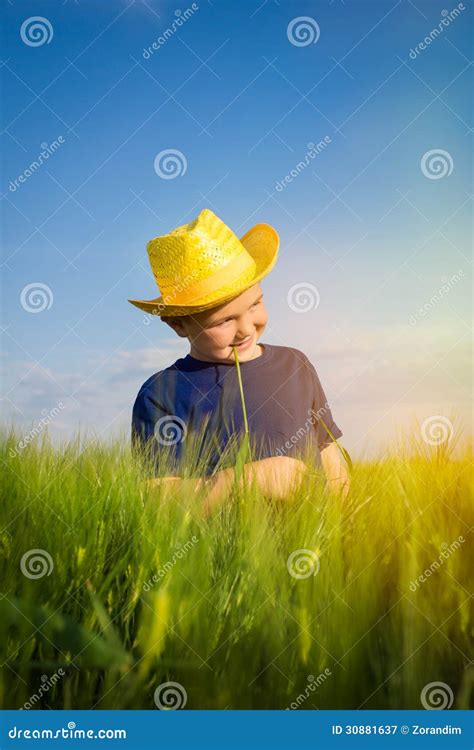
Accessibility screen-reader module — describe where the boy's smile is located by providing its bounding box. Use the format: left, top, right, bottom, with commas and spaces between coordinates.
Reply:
163, 284, 268, 363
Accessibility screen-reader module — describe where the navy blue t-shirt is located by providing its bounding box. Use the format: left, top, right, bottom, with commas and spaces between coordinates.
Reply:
131, 343, 342, 477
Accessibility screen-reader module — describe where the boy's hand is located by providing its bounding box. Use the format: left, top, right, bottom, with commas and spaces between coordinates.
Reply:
202, 457, 307, 517
141, 457, 308, 516
320, 442, 351, 498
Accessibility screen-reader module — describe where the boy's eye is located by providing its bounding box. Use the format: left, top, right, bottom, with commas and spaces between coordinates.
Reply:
211, 302, 260, 327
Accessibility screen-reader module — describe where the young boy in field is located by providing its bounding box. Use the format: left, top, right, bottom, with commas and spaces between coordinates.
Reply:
129, 209, 349, 515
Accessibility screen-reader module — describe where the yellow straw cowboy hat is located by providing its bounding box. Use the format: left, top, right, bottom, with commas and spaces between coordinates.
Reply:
128, 208, 279, 317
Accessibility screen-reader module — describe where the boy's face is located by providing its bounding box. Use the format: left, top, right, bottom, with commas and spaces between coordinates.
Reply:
164, 283, 268, 363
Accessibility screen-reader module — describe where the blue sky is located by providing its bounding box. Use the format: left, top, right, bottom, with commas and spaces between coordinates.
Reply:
1, 0, 472, 456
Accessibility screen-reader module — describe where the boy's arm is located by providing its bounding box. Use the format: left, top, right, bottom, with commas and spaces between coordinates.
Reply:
320, 442, 350, 498
144, 456, 308, 516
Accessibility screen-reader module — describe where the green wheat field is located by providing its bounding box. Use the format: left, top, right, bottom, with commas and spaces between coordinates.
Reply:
1, 424, 472, 710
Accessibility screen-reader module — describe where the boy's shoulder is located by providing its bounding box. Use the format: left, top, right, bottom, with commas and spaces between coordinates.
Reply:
280, 344, 309, 358
271, 344, 313, 366
271, 345, 321, 380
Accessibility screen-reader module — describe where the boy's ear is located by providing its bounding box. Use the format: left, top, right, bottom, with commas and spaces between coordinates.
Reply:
162, 316, 189, 338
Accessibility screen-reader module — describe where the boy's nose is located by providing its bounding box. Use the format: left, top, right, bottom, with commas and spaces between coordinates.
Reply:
234, 327, 254, 344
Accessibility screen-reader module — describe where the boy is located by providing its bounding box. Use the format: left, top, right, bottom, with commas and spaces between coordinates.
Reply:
129, 208, 349, 515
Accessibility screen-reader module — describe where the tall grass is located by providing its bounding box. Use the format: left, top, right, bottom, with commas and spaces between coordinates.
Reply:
0, 425, 472, 710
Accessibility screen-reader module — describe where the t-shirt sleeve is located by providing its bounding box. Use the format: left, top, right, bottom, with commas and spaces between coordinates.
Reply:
131, 385, 182, 477
302, 353, 343, 450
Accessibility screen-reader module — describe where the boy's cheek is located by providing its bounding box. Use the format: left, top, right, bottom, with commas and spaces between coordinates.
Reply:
256, 318, 267, 335
204, 330, 228, 348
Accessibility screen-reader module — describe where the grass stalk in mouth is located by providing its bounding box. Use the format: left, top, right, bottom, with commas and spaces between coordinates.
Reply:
232, 344, 250, 436
231, 345, 252, 485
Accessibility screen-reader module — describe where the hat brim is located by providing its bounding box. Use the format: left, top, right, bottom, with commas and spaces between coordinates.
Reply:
128, 222, 279, 317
